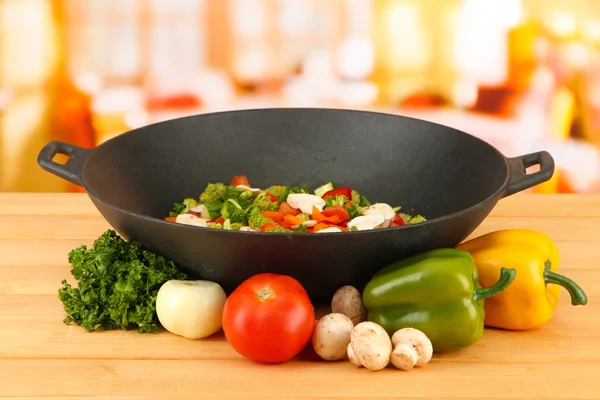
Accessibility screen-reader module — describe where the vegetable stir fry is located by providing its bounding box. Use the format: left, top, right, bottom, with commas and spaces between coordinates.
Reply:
164, 175, 426, 233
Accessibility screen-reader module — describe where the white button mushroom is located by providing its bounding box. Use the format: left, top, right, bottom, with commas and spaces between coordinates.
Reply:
331, 285, 367, 326
347, 321, 393, 371
235, 184, 262, 194
316, 227, 342, 233
362, 203, 397, 222
391, 327, 433, 368
155, 280, 227, 340
175, 213, 210, 227
347, 214, 385, 231
286, 193, 326, 214
311, 313, 354, 361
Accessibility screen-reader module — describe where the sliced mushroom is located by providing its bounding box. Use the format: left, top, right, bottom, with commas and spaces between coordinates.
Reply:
287, 193, 326, 214
235, 184, 262, 194
302, 220, 318, 227
175, 213, 210, 227
347, 214, 385, 231
316, 227, 343, 233
190, 204, 212, 219
361, 203, 396, 222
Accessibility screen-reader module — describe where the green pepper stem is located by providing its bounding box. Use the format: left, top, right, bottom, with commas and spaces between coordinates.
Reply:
544, 260, 588, 306
473, 267, 517, 302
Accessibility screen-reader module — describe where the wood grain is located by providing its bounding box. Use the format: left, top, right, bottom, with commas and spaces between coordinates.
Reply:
1, 193, 599, 399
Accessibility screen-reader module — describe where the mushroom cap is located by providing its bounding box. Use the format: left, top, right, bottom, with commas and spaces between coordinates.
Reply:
287, 193, 326, 214
391, 327, 433, 367
350, 322, 392, 371
347, 214, 385, 231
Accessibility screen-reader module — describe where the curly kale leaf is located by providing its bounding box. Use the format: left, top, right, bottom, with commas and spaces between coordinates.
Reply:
58, 230, 187, 333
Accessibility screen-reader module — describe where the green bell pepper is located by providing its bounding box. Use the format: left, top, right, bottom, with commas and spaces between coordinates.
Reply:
363, 248, 516, 353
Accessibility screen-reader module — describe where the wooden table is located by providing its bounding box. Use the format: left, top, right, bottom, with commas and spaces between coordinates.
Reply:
1, 193, 599, 399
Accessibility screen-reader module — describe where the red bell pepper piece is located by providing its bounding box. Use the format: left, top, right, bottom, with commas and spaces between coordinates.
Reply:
322, 187, 352, 200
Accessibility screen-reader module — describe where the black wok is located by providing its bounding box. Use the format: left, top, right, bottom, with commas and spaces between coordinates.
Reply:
38, 108, 554, 301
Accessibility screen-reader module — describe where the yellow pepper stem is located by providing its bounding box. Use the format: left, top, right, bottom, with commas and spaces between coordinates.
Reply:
473, 267, 517, 302
544, 261, 588, 306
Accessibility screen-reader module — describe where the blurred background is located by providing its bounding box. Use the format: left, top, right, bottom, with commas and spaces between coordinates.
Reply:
2, 0, 600, 193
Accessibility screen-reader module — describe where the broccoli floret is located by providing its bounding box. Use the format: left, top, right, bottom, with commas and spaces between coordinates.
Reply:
296, 213, 310, 221
405, 214, 427, 224
221, 199, 248, 225
265, 226, 295, 233
264, 185, 291, 203
199, 183, 228, 205
349, 225, 358, 231
251, 194, 279, 212
350, 190, 370, 207
199, 183, 253, 219
289, 184, 309, 194
229, 222, 244, 231
248, 208, 275, 229
182, 198, 198, 210
359, 193, 371, 207
347, 205, 366, 219
207, 223, 224, 229
297, 225, 308, 232
325, 194, 350, 207
168, 197, 199, 216
169, 202, 186, 217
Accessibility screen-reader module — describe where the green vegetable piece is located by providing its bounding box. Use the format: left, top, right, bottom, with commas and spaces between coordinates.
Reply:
297, 225, 308, 232
169, 202, 186, 217
199, 183, 227, 205
249, 194, 279, 213
315, 182, 335, 197
325, 194, 349, 207
265, 226, 295, 233
229, 222, 243, 231
208, 223, 224, 229
363, 248, 516, 353
58, 230, 187, 333
221, 199, 248, 225
403, 213, 427, 224
296, 213, 311, 221
264, 185, 291, 203
289, 184, 309, 194
346, 205, 366, 219
248, 208, 274, 229
350, 190, 361, 206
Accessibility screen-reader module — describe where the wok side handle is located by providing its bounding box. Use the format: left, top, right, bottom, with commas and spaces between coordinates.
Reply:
503, 151, 555, 198
37, 141, 91, 187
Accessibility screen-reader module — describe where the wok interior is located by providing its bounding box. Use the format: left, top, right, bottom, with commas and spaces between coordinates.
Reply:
83, 109, 508, 221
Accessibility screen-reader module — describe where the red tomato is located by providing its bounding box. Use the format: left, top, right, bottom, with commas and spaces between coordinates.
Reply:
322, 206, 350, 222
230, 175, 251, 187
265, 193, 278, 202
322, 187, 351, 200
391, 213, 405, 227
221, 273, 315, 364
280, 202, 301, 216
215, 217, 226, 225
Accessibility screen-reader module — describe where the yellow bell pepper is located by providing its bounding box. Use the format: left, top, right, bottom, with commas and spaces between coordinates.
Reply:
456, 229, 587, 330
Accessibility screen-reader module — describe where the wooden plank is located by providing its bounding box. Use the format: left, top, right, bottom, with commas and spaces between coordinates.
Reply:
0, 358, 598, 398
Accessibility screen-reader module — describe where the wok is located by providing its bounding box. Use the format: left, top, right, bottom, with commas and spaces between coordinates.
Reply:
38, 108, 554, 301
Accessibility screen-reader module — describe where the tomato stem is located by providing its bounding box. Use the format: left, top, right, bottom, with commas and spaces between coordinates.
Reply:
257, 288, 272, 301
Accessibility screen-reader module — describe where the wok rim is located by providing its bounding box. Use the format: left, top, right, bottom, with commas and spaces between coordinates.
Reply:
80, 107, 512, 237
